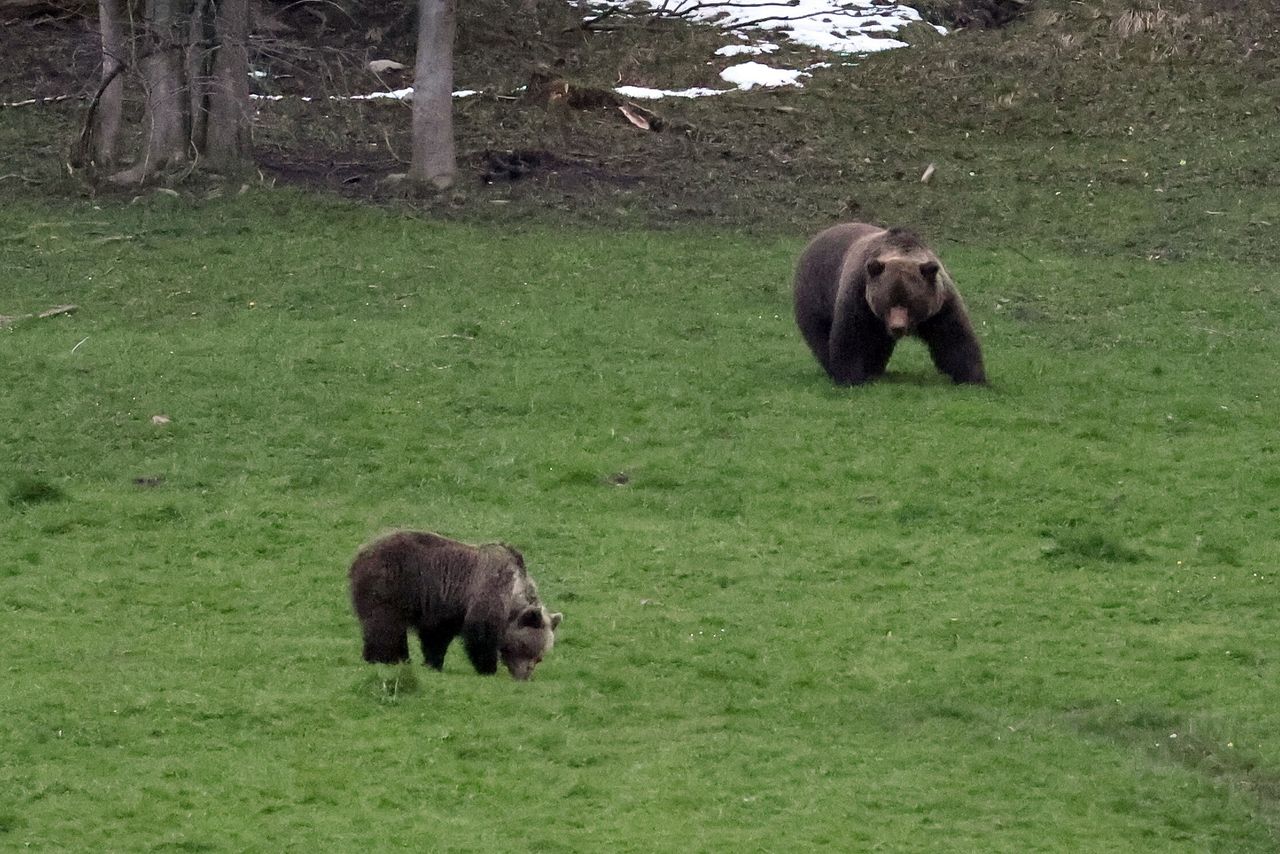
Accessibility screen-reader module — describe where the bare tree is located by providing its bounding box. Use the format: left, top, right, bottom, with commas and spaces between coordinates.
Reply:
111, 0, 189, 183
408, 0, 457, 190
83, 0, 253, 184
202, 0, 252, 171
187, 0, 212, 150
95, 0, 125, 167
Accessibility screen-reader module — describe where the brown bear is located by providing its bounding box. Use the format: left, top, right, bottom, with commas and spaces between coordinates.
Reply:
793, 222, 986, 385
348, 530, 563, 680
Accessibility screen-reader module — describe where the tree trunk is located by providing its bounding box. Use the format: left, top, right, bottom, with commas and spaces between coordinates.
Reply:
143, 0, 187, 166
187, 0, 211, 150
95, 0, 125, 167
112, 0, 187, 183
408, 0, 456, 191
203, 0, 252, 171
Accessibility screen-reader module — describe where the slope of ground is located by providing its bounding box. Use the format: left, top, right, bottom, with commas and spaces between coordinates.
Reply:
3, 1, 1279, 258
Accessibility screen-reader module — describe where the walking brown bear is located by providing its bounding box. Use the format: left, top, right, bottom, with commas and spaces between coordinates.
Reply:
793, 222, 987, 386
349, 530, 563, 680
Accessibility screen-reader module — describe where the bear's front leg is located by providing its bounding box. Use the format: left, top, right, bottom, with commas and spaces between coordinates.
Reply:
828, 313, 894, 386
418, 625, 457, 671
460, 622, 501, 675
918, 304, 987, 384
828, 357, 872, 386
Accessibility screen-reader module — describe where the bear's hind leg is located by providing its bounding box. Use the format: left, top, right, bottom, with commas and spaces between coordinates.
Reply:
360, 613, 410, 664
797, 312, 834, 374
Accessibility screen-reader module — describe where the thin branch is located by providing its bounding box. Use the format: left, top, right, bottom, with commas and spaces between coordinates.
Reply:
381, 127, 409, 165
578, 4, 621, 30
73, 55, 132, 168
276, 0, 358, 26
580, 0, 863, 33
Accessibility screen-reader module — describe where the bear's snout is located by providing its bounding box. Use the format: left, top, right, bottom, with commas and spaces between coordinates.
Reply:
886, 306, 910, 337
507, 660, 537, 681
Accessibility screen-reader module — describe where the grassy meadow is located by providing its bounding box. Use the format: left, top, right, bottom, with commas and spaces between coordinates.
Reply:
1, 190, 1278, 850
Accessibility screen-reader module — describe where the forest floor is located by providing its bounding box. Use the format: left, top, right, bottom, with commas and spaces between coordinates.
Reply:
1, 0, 1279, 258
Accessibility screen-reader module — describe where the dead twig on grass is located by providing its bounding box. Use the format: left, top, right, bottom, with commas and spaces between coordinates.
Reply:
0, 304, 79, 329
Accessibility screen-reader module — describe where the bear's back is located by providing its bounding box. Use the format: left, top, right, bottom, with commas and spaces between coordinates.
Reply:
794, 223, 884, 307
349, 531, 486, 616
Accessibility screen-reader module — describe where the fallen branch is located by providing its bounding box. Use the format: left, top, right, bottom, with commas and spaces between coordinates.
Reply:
0, 303, 79, 328
527, 71, 672, 132
1, 94, 79, 108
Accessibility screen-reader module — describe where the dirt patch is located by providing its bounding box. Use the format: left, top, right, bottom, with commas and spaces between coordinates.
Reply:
479, 148, 645, 190
1066, 704, 1280, 833
0, 16, 99, 103
915, 0, 1029, 29
256, 150, 400, 196
257, 144, 646, 201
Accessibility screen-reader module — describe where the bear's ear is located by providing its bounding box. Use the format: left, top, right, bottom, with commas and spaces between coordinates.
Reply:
920, 261, 940, 282
549, 612, 563, 631
866, 258, 885, 278
517, 607, 545, 629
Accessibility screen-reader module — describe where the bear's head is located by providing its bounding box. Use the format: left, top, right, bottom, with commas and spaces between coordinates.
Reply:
863, 252, 946, 339
501, 605, 563, 681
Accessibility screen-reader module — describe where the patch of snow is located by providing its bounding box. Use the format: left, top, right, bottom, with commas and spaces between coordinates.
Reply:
720, 61, 807, 89
347, 88, 415, 101
252, 89, 480, 103
584, 0, 937, 54
593, 0, 942, 96
613, 62, 811, 98
616, 85, 728, 99
714, 43, 779, 57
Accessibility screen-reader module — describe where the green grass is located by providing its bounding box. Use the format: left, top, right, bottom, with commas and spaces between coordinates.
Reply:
2, 190, 1279, 850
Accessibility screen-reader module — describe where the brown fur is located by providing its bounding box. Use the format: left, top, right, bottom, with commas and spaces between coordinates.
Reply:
793, 222, 987, 385
348, 530, 562, 680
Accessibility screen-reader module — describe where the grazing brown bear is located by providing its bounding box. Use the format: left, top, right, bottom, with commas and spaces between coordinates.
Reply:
348, 530, 563, 680
793, 222, 986, 386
